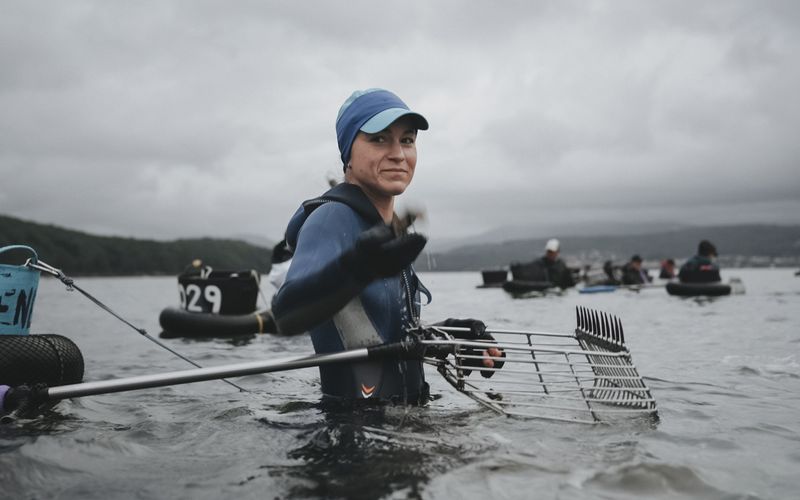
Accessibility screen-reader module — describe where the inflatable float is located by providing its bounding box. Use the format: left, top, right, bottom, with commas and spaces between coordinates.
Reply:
666, 278, 745, 297
477, 269, 507, 288
502, 280, 561, 297
159, 264, 276, 338
159, 307, 275, 338
0, 334, 84, 387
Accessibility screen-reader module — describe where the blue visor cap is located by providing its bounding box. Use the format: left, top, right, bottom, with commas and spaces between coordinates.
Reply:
336, 89, 429, 167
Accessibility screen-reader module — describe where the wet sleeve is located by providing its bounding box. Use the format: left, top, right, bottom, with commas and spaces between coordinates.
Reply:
271, 204, 364, 335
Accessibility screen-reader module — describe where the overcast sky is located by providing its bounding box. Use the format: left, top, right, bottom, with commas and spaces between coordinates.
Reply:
2, 1, 799, 247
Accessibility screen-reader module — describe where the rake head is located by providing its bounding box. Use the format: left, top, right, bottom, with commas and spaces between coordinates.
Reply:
420, 307, 657, 424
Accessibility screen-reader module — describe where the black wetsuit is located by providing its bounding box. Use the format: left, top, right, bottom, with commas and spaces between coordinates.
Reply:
541, 257, 575, 289
679, 255, 721, 283
620, 263, 652, 285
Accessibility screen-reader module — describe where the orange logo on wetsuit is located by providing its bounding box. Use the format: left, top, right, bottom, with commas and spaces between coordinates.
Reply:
360, 383, 376, 398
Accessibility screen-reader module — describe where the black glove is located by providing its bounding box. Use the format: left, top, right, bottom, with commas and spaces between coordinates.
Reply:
440, 318, 506, 378
341, 224, 427, 284
1, 384, 48, 416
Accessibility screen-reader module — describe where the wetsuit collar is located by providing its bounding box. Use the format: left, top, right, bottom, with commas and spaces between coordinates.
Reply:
302, 183, 384, 226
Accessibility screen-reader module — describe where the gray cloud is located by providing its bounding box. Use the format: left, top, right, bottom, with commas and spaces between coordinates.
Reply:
2, 1, 798, 246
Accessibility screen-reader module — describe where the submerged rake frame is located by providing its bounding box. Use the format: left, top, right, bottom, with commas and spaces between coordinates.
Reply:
421, 306, 657, 424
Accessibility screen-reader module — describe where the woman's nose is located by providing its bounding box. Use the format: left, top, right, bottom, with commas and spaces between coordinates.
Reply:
387, 139, 404, 160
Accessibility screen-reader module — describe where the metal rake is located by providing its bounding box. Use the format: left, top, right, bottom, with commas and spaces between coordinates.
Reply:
421, 306, 658, 424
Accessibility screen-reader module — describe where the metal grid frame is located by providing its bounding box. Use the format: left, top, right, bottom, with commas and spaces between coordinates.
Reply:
423, 307, 657, 424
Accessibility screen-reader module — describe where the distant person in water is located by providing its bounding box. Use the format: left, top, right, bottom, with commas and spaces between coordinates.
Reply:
540, 239, 575, 289
679, 240, 721, 283
659, 259, 676, 279
266, 239, 293, 290
602, 260, 621, 285
620, 255, 652, 285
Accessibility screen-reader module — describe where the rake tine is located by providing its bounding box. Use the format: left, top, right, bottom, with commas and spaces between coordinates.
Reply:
609, 312, 615, 340
583, 306, 588, 331
582, 306, 588, 331
579, 306, 586, 332
597, 311, 603, 337
598, 311, 605, 339
592, 309, 600, 337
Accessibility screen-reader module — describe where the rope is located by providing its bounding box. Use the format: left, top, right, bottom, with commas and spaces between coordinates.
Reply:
251, 269, 272, 310
26, 259, 248, 393
254, 312, 264, 334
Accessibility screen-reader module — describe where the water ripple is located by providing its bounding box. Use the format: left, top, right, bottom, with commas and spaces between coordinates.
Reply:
580, 461, 758, 499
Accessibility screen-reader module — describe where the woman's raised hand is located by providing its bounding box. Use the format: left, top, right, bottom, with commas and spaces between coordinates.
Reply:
340, 224, 427, 284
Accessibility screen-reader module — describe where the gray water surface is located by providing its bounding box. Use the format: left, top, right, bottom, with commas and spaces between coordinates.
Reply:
2, 269, 799, 499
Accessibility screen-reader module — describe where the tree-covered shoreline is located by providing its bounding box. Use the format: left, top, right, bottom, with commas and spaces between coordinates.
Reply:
1, 215, 271, 276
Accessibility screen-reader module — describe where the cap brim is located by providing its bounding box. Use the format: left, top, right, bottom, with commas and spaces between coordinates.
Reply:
360, 108, 429, 133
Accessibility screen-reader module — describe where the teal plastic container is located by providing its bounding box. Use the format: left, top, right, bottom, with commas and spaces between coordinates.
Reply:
0, 245, 40, 335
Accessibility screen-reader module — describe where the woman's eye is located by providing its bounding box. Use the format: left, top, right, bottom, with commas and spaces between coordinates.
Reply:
401, 136, 415, 145
369, 135, 386, 143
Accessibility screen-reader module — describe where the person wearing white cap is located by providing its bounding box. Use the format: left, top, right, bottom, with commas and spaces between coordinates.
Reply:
540, 238, 575, 289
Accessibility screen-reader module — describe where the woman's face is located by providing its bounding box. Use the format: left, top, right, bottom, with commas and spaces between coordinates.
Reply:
346, 116, 418, 199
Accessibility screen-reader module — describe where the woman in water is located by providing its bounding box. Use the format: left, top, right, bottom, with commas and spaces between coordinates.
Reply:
272, 89, 502, 404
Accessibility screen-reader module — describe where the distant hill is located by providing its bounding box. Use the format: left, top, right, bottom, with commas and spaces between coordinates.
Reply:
0, 214, 271, 276
419, 224, 800, 271
3, 215, 798, 275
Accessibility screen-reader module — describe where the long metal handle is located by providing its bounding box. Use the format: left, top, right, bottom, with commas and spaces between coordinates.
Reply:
46, 348, 371, 401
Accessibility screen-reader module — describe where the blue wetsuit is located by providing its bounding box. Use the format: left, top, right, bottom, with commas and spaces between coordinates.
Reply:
272, 183, 430, 403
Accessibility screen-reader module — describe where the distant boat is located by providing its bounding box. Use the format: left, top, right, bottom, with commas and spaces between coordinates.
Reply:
478, 269, 508, 288
579, 285, 618, 294
501, 280, 563, 298
578, 283, 665, 294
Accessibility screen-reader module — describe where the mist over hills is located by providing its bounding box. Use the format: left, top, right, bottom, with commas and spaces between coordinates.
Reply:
428, 220, 687, 252
419, 224, 800, 271
3, 214, 798, 275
